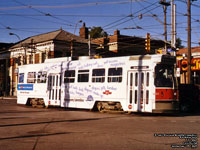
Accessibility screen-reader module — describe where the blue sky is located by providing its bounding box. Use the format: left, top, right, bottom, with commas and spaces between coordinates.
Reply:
0, 0, 200, 47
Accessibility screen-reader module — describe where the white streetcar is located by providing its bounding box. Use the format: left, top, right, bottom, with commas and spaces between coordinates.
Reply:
17, 54, 178, 113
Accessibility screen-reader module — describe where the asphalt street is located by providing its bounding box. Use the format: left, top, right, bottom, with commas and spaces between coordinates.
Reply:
0, 98, 199, 150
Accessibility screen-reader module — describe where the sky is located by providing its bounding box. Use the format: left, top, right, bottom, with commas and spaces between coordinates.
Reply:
0, 0, 200, 47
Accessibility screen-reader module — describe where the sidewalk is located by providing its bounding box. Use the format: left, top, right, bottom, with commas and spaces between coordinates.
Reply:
0, 96, 17, 100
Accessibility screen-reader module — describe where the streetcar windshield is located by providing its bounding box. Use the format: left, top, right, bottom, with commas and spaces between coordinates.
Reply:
154, 64, 176, 87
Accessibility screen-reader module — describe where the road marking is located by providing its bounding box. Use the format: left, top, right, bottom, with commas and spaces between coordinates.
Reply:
171, 120, 176, 123
189, 120, 196, 123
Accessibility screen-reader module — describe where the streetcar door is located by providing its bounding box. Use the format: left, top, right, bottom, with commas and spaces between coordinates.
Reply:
48, 74, 61, 106
128, 71, 152, 112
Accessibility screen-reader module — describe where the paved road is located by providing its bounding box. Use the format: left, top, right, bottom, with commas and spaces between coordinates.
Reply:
0, 98, 199, 150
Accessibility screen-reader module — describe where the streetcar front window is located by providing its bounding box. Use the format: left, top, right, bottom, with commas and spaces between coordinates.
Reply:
154, 64, 175, 87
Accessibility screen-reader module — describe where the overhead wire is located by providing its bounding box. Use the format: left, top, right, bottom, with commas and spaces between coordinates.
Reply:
104, 3, 162, 30
12, 0, 74, 26
103, 1, 159, 29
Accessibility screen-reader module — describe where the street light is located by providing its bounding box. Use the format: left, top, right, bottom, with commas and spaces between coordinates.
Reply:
9, 32, 27, 64
9, 32, 22, 96
9, 32, 21, 41
74, 20, 82, 35
71, 20, 83, 58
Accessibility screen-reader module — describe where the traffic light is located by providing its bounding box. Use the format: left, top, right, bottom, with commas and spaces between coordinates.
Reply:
10, 58, 14, 66
145, 33, 150, 52
156, 49, 162, 54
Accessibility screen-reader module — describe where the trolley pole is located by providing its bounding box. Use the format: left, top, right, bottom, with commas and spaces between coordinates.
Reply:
187, 0, 192, 84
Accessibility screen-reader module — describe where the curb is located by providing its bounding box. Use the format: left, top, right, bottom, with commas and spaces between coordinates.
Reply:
0, 97, 17, 100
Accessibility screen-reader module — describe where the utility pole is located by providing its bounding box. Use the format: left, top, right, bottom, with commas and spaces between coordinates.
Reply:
187, 0, 192, 84
171, 0, 176, 49
160, 0, 170, 53
88, 33, 91, 57
164, 2, 167, 52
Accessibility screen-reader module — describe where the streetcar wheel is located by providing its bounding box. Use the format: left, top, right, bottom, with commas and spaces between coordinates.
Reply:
97, 102, 104, 113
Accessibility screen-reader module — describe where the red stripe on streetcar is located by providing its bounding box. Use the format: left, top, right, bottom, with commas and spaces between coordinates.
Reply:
155, 88, 178, 101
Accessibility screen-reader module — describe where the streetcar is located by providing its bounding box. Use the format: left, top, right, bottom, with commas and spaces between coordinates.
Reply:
17, 54, 178, 113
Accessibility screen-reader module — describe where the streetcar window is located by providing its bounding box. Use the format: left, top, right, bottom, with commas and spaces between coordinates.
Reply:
59, 75, 62, 86
141, 73, 144, 85
155, 64, 174, 87
37, 71, 47, 83
19, 73, 24, 83
135, 90, 137, 104
146, 72, 149, 87
52, 76, 55, 86
92, 69, 105, 83
64, 70, 75, 83
56, 75, 58, 86
108, 68, 122, 82
48, 76, 52, 88
27, 72, 36, 83
78, 70, 89, 82
135, 73, 138, 86
146, 90, 149, 104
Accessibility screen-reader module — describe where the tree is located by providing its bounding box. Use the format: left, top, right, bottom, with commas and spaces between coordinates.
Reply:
89, 26, 107, 38
176, 38, 184, 49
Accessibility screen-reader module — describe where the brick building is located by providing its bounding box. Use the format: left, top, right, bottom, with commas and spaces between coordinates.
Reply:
0, 43, 13, 96
8, 29, 97, 96
88, 29, 166, 57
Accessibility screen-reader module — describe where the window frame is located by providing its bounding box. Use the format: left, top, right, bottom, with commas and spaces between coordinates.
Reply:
108, 67, 123, 83
37, 71, 47, 83
92, 68, 105, 83
64, 70, 76, 83
78, 70, 89, 83
27, 72, 36, 83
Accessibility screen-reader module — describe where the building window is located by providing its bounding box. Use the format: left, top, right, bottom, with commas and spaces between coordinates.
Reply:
27, 72, 36, 83
48, 51, 54, 58
78, 70, 89, 82
29, 55, 33, 64
108, 68, 122, 82
35, 53, 40, 64
92, 69, 105, 83
19, 73, 24, 83
64, 70, 75, 83
37, 71, 47, 83
18, 57, 21, 66
42, 52, 46, 63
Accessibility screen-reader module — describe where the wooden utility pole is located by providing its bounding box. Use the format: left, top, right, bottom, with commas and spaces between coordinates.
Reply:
164, 3, 167, 52
160, 0, 170, 53
171, 0, 176, 49
187, 0, 192, 84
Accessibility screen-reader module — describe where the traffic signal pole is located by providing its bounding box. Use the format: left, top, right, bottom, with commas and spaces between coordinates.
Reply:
145, 33, 150, 53
164, 3, 167, 53
187, 0, 192, 84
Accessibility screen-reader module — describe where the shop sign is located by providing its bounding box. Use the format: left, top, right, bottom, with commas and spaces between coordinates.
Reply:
181, 58, 200, 71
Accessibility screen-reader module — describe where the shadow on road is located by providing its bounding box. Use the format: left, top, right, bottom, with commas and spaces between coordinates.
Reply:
0, 117, 113, 128
0, 132, 69, 141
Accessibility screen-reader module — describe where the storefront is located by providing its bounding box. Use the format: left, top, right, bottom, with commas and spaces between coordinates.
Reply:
179, 57, 200, 84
